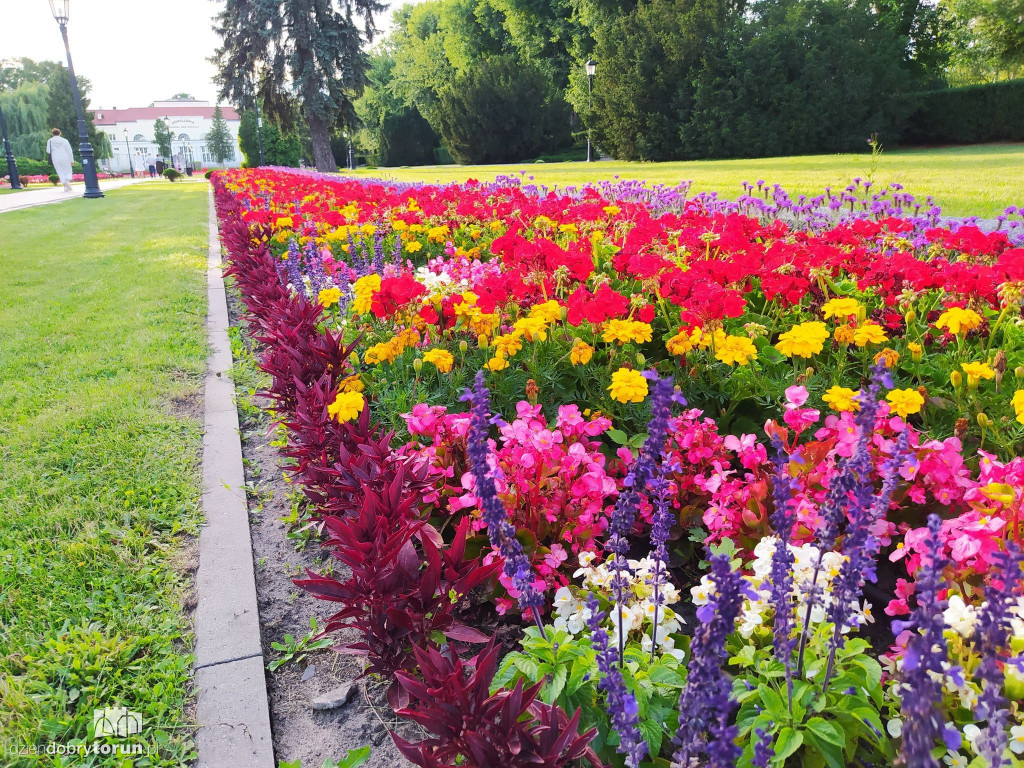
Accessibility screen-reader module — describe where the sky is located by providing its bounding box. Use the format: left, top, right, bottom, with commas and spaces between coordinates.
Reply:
1, 0, 416, 109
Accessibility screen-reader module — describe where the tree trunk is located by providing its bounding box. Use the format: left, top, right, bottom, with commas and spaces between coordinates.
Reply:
305, 107, 336, 172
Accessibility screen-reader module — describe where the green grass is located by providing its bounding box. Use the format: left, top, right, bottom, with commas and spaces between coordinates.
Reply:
353, 142, 1024, 218
0, 184, 208, 766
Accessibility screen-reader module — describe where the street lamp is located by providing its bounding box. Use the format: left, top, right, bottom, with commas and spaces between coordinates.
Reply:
0, 100, 22, 189
347, 132, 355, 170
585, 59, 596, 163
48, 0, 103, 198
122, 128, 134, 178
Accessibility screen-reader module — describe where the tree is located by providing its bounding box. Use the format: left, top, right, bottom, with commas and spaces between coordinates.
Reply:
355, 48, 439, 166
946, 0, 1024, 83
237, 110, 302, 167
153, 118, 172, 160
45, 65, 109, 161
206, 105, 234, 163
213, 0, 384, 172
0, 57, 64, 89
170, 92, 196, 100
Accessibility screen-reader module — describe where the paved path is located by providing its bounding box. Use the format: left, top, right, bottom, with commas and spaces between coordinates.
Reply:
0, 178, 149, 214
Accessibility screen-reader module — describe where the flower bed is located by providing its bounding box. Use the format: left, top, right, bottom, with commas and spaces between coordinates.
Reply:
214, 168, 1024, 768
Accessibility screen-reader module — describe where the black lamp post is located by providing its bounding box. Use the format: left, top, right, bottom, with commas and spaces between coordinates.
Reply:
585, 59, 596, 163
0, 100, 22, 189
48, 0, 103, 198
347, 132, 355, 170
122, 127, 134, 178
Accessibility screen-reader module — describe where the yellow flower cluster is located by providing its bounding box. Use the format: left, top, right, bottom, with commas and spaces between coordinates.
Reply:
666, 327, 711, 356
513, 316, 549, 342
406, 240, 423, 253
821, 297, 861, 319
886, 388, 925, 418
327, 390, 365, 423
422, 348, 454, 373
364, 328, 419, 365
776, 321, 829, 358
961, 361, 995, 388
608, 368, 648, 403
823, 385, 861, 412
570, 340, 594, 365
936, 307, 983, 335
318, 287, 342, 308
603, 319, 653, 345
352, 274, 382, 315
714, 334, 757, 366
853, 321, 888, 347
1012, 390, 1024, 424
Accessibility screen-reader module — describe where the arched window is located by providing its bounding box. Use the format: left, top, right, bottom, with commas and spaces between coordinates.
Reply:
133, 134, 145, 141
177, 133, 190, 141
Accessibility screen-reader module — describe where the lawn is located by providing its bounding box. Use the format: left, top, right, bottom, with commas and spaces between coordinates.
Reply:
0, 184, 208, 766
352, 142, 1024, 218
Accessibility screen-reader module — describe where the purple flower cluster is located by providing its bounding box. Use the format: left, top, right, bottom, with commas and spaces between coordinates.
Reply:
303, 239, 328, 294
585, 594, 648, 768
751, 727, 775, 768
672, 554, 747, 768
973, 542, 1024, 768
283, 239, 306, 295
767, 434, 798, 694
461, 371, 546, 628
897, 514, 959, 768
606, 374, 680, 663
797, 362, 890, 675
822, 427, 910, 688
646, 464, 676, 659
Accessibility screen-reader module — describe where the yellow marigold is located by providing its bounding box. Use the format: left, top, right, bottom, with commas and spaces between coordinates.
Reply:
364, 342, 395, 365
318, 287, 342, 308
908, 341, 923, 362
485, 355, 510, 371
468, 312, 499, 337
513, 316, 549, 342
666, 329, 698, 356
352, 274, 382, 315
821, 297, 861, 319
714, 334, 758, 366
406, 240, 423, 253
603, 205, 621, 216
391, 219, 409, 231
423, 348, 455, 373
961, 361, 995, 388
886, 388, 925, 419
492, 333, 524, 359
275, 216, 294, 229
570, 340, 594, 365
775, 321, 829, 358
327, 390, 365, 423
853, 321, 888, 347
608, 368, 648, 403
833, 324, 856, 345
1011, 390, 1024, 424
602, 319, 653, 345
874, 348, 900, 368
823, 385, 861, 412
936, 307, 983, 335
529, 300, 563, 324
338, 375, 365, 393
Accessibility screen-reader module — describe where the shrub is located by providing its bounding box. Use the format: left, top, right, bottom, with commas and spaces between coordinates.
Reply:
163, 168, 182, 182
48, 174, 58, 185
901, 79, 1024, 144
204, 170, 213, 179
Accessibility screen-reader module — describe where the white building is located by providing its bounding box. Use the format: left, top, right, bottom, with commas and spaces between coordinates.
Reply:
92, 98, 242, 174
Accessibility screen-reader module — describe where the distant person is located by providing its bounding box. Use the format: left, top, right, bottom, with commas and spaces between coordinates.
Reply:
146, 154, 157, 178
46, 128, 75, 192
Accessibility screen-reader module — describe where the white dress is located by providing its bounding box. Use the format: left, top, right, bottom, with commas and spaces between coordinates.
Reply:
46, 135, 75, 185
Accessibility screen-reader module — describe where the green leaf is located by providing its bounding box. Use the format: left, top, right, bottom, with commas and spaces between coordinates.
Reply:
607, 428, 628, 444
334, 746, 371, 768
648, 665, 685, 688
803, 729, 845, 768
805, 717, 845, 747
773, 727, 804, 764
638, 718, 664, 758
543, 664, 568, 703
759, 686, 790, 721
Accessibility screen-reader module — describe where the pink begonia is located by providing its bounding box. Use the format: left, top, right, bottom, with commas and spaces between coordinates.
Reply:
784, 385, 809, 409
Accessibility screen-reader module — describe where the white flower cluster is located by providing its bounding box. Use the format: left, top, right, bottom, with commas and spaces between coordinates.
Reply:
690, 537, 872, 639
942, 593, 1024, 641
414, 266, 455, 295
552, 551, 687, 660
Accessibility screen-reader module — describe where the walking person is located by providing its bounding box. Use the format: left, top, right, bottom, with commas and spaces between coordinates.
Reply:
146, 154, 157, 178
46, 128, 75, 192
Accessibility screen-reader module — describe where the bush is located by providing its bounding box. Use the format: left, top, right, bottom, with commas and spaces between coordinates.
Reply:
204, 170, 213, 179
163, 168, 182, 182
0, 157, 83, 179
48, 174, 58, 185
901, 79, 1024, 145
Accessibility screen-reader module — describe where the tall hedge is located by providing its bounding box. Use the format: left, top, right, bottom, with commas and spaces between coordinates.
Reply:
902, 80, 1024, 144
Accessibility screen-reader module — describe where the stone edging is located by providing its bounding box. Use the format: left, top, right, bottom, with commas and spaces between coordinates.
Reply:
193, 188, 274, 767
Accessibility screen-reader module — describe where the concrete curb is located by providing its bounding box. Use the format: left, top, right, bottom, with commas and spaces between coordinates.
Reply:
194, 189, 274, 767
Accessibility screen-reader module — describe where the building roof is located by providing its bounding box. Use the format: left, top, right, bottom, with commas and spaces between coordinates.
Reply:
92, 106, 240, 125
